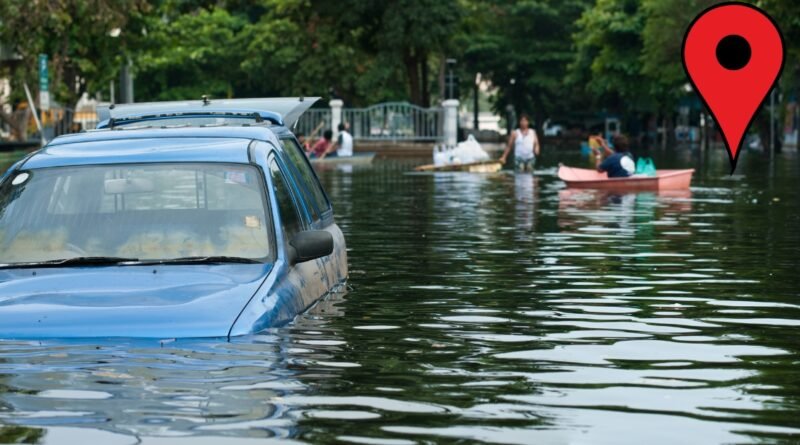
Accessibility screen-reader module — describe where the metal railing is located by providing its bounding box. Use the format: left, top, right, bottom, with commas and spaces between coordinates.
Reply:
7, 107, 101, 143
294, 108, 331, 139
53, 107, 99, 136
345, 102, 442, 141
53, 102, 445, 143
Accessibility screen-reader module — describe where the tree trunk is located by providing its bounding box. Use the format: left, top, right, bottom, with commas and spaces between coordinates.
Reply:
404, 50, 422, 106
420, 49, 430, 108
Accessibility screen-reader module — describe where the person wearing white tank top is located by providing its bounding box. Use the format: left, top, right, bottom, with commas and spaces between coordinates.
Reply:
499, 114, 540, 173
322, 122, 354, 158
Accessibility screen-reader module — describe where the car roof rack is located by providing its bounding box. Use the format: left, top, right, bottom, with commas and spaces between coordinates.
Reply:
96, 97, 320, 129
98, 111, 276, 130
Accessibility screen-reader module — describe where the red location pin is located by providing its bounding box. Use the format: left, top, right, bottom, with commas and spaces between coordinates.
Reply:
682, 2, 784, 172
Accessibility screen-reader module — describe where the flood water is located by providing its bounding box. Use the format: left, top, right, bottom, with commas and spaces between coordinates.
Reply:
0, 146, 799, 444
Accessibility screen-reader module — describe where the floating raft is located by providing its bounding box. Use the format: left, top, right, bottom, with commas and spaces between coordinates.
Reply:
558, 165, 694, 191
414, 160, 503, 173
310, 152, 375, 166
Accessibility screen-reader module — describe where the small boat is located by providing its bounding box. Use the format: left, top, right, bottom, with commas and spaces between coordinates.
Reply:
311, 152, 375, 166
558, 165, 694, 191
415, 160, 503, 173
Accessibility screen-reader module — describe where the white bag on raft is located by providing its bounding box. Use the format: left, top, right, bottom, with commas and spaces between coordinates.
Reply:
432, 135, 490, 166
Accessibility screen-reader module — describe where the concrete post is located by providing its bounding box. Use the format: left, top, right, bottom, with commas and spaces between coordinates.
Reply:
443, 99, 459, 147
330, 99, 343, 140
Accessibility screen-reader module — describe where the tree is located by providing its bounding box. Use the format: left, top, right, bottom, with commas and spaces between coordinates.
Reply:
461, 0, 592, 128
756, 0, 800, 153
640, 0, 717, 112
569, 0, 648, 115
569, 0, 721, 140
316, 0, 461, 107
133, 6, 248, 101
0, 0, 150, 106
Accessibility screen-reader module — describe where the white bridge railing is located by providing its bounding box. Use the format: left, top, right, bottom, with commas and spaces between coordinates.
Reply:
344, 102, 443, 141
296, 101, 451, 143
55, 99, 458, 146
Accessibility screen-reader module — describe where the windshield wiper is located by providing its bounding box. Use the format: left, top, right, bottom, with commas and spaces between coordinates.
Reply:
137, 256, 263, 265
0, 256, 140, 269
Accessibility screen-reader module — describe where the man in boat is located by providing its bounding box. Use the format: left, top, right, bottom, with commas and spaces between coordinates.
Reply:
308, 129, 333, 158
321, 122, 354, 159
499, 114, 540, 173
596, 134, 635, 178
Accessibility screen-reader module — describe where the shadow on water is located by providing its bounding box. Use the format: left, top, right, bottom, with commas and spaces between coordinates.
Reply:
0, 146, 798, 443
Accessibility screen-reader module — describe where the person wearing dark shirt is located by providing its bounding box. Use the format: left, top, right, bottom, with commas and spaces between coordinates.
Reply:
596, 134, 635, 178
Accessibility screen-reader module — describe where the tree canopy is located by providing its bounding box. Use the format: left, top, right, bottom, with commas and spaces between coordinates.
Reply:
1, 0, 799, 137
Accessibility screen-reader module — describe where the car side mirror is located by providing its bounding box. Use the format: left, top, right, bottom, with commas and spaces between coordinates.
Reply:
289, 230, 333, 264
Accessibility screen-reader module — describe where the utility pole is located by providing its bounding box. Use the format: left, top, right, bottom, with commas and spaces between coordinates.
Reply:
119, 58, 134, 104
769, 88, 775, 158
473, 72, 481, 131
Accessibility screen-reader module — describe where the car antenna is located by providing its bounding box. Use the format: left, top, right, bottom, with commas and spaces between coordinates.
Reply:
202, 95, 210, 106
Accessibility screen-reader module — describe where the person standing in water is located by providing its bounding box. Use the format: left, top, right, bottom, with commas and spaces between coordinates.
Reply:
499, 114, 540, 173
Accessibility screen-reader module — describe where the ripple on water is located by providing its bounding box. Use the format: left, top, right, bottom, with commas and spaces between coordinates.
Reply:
0, 158, 799, 443
495, 340, 788, 365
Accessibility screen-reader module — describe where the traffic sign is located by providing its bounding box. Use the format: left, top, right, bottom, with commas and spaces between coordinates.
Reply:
39, 54, 50, 111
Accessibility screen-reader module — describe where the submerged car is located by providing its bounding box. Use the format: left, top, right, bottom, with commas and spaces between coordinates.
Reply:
0, 98, 347, 338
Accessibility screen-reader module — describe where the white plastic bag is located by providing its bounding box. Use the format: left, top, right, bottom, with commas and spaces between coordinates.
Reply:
434, 135, 490, 166
452, 135, 489, 164
433, 145, 447, 166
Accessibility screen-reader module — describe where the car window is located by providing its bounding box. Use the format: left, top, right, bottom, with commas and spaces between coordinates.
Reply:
268, 158, 304, 242
116, 116, 261, 129
280, 137, 331, 217
0, 163, 272, 263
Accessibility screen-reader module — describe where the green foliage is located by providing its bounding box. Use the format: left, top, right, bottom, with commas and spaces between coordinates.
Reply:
134, 7, 247, 100
460, 0, 591, 124
569, 0, 647, 112
640, 0, 719, 111
314, 0, 462, 106
0, 0, 150, 106
2, 0, 800, 134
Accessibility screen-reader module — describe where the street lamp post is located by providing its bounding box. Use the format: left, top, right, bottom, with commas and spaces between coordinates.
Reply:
446, 58, 457, 100
474, 72, 481, 131
507, 78, 517, 133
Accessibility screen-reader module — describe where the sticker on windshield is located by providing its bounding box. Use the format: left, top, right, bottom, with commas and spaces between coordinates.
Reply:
11, 173, 29, 186
244, 216, 261, 229
225, 170, 248, 185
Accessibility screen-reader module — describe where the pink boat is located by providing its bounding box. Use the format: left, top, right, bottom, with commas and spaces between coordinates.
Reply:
558, 165, 694, 191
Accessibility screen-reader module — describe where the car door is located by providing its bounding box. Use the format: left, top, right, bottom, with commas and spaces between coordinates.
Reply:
266, 154, 331, 316
277, 136, 346, 288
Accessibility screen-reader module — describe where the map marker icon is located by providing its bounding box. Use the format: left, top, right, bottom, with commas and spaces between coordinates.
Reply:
682, 2, 785, 172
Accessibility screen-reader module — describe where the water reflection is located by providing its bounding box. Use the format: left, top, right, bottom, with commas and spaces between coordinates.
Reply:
0, 150, 798, 443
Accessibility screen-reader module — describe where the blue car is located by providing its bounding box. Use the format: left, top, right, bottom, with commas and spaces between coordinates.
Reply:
0, 98, 347, 338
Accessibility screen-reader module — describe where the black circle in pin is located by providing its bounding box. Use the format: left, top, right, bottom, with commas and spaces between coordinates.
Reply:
716, 35, 751, 70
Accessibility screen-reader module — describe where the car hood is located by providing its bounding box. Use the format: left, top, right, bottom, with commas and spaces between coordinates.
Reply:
0, 264, 272, 339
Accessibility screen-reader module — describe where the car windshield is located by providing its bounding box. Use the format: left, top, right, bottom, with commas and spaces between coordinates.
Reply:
0, 163, 272, 265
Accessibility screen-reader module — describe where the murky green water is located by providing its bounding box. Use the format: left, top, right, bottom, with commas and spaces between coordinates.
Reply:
1, 146, 799, 444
